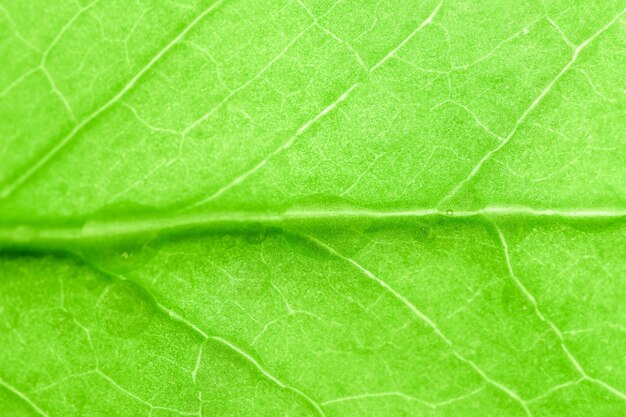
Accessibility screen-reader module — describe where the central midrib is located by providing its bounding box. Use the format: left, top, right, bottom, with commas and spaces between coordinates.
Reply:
0, 206, 623, 246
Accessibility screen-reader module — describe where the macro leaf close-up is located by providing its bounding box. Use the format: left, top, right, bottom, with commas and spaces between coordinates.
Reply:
1, 0, 625, 416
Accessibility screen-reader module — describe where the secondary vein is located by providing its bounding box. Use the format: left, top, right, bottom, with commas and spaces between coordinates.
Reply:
0, 0, 226, 200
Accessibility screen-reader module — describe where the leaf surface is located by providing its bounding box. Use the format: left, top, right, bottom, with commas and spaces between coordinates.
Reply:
0, 0, 625, 416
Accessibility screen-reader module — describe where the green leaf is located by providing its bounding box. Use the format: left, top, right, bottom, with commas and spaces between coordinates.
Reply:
1, 1, 625, 416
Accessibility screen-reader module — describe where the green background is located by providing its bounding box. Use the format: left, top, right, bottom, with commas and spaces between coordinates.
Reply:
1, 0, 625, 416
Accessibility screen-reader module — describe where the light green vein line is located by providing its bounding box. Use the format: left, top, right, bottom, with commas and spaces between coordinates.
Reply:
0, 0, 226, 200
102, 271, 327, 417
0, 376, 49, 417
439, 7, 626, 205
0, 207, 623, 245
303, 233, 533, 417
184, 1, 443, 208
495, 224, 626, 403
211, 336, 327, 417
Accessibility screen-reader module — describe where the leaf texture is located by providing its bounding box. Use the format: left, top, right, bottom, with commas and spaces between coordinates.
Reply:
0, 0, 625, 416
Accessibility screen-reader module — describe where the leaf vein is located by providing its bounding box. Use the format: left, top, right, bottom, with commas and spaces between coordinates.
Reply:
301, 233, 533, 417
0, 0, 226, 199
439, 8, 626, 205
